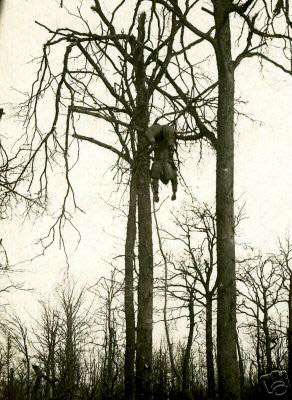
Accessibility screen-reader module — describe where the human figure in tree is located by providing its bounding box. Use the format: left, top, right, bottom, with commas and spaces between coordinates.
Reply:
145, 123, 177, 203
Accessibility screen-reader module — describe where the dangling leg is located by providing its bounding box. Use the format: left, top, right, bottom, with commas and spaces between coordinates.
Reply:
152, 178, 160, 202
151, 161, 161, 203
171, 173, 177, 201
164, 162, 177, 201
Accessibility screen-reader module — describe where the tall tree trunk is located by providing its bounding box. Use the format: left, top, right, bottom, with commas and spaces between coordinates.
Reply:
124, 176, 137, 400
65, 307, 75, 399
288, 276, 292, 387
133, 12, 153, 400
263, 309, 272, 372
213, 2, 241, 399
256, 312, 262, 384
206, 295, 216, 399
182, 296, 195, 394
25, 351, 30, 400
106, 303, 115, 399
8, 368, 14, 400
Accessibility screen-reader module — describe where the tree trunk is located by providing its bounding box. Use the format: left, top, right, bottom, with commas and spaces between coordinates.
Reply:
206, 296, 216, 399
25, 352, 30, 400
263, 309, 272, 372
182, 296, 195, 393
124, 176, 137, 400
213, 2, 241, 399
8, 369, 15, 400
133, 13, 153, 400
256, 309, 262, 384
288, 276, 292, 387
65, 307, 75, 399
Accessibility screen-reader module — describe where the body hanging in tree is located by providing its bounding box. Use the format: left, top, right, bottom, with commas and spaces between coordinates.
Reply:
146, 123, 177, 203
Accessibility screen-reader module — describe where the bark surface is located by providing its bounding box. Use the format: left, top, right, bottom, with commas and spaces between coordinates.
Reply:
206, 296, 216, 399
133, 13, 153, 400
124, 177, 137, 400
213, 1, 241, 399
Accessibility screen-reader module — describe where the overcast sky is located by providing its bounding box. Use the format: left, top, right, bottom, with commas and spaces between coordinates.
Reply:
1, 0, 292, 321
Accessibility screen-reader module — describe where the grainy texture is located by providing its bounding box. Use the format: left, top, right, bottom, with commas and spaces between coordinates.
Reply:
124, 177, 137, 400
133, 13, 153, 400
213, 1, 241, 399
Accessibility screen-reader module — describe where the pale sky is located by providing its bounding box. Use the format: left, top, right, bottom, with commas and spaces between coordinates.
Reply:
0, 0, 292, 324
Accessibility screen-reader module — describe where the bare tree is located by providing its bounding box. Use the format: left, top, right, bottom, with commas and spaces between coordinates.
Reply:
3, 333, 16, 400
16, 3, 208, 399
238, 255, 285, 375
1, 315, 32, 400
33, 301, 60, 399
142, 2, 292, 398
15, 2, 292, 399
157, 202, 217, 399
274, 236, 292, 386
92, 270, 124, 400
32, 282, 93, 400
56, 283, 90, 399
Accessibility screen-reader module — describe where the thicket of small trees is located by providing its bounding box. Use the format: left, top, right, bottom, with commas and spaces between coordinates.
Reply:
1, 206, 292, 400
